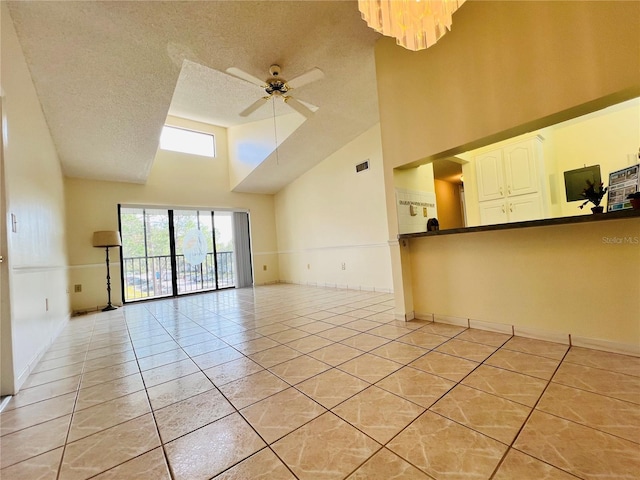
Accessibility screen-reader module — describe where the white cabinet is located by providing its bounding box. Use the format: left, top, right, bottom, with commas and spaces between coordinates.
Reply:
475, 137, 546, 225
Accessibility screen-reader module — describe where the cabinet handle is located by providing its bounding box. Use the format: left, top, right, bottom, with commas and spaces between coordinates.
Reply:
508, 186, 512, 195
502, 206, 506, 213
509, 204, 513, 212
500, 187, 503, 196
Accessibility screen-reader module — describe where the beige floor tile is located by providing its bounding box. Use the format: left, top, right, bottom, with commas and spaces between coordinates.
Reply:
332, 386, 424, 443
33, 352, 86, 373
553, 362, 640, 404
341, 319, 381, 332
80, 361, 140, 389
0, 415, 71, 468
515, 410, 640, 480
220, 330, 264, 345
191, 346, 245, 370
131, 340, 180, 359
346, 447, 433, 480
409, 351, 479, 382
82, 350, 137, 372
21, 363, 85, 389
537, 382, 640, 443
146, 371, 214, 410
204, 357, 264, 386
502, 336, 569, 360
388, 411, 507, 480
338, 353, 403, 383
316, 326, 360, 342
76, 373, 145, 411
91, 447, 171, 480
219, 370, 290, 409
435, 339, 498, 362
136, 349, 189, 371
248, 345, 302, 368
272, 412, 380, 480
308, 343, 364, 366
370, 342, 428, 364
181, 337, 229, 356
214, 448, 297, 480
296, 368, 370, 409
140, 358, 199, 388
461, 364, 548, 407
397, 330, 450, 349
420, 323, 466, 337
233, 337, 280, 355
285, 334, 334, 354
165, 413, 266, 480
58, 414, 160, 480
4, 375, 81, 411
366, 324, 414, 340
154, 388, 235, 443
0, 447, 63, 480
431, 384, 531, 444
68, 390, 150, 442
485, 349, 560, 380
241, 387, 326, 443
455, 329, 512, 347
0, 392, 76, 436
266, 328, 310, 343
339, 332, 390, 352
268, 355, 331, 384
493, 449, 578, 480
376, 366, 455, 408
296, 321, 334, 334
564, 347, 640, 377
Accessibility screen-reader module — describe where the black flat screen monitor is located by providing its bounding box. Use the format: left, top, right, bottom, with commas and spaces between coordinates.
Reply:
564, 165, 602, 202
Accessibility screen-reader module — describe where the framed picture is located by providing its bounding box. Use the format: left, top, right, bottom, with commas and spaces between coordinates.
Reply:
607, 163, 639, 211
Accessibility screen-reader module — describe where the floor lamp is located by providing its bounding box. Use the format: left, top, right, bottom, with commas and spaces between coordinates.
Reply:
93, 231, 122, 312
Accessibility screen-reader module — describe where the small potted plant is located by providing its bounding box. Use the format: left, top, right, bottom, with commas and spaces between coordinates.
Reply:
579, 180, 607, 213
627, 191, 640, 210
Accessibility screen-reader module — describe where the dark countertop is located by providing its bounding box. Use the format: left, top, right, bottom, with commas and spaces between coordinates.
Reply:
398, 208, 640, 239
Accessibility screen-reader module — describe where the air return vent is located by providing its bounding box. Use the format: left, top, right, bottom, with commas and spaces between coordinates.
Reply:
355, 160, 370, 173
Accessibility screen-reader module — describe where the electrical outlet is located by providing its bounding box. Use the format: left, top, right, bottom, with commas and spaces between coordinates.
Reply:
74, 284, 82, 293
263, 265, 267, 271
341, 262, 346, 270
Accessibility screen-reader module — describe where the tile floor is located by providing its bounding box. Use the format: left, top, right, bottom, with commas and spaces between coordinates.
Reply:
1, 284, 639, 480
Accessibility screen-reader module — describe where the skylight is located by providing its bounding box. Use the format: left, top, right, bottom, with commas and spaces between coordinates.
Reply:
160, 126, 215, 157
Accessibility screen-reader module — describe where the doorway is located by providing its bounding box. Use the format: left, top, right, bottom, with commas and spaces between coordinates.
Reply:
119, 206, 250, 302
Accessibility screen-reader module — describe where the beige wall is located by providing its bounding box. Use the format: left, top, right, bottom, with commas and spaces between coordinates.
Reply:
1, 3, 70, 393
275, 125, 393, 291
375, 0, 640, 347
409, 218, 640, 351
66, 116, 279, 312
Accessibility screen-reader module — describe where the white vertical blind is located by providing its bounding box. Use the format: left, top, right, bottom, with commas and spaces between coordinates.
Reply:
233, 212, 253, 288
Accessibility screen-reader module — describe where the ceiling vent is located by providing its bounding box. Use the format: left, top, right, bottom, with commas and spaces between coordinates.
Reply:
355, 160, 370, 173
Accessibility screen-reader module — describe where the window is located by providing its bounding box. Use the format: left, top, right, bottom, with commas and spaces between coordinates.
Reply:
160, 125, 215, 157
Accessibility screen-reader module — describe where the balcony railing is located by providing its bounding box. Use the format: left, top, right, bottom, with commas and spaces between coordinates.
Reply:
123, 251, 234, 301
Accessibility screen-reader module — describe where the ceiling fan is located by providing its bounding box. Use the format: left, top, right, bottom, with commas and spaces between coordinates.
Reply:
226, 64, 324, 118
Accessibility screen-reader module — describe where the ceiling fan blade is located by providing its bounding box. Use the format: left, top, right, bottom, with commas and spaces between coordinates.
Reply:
239, 97, 269, 117
287, 67, 324, 89
284, 96, 314, 118
226, 67, 266, 87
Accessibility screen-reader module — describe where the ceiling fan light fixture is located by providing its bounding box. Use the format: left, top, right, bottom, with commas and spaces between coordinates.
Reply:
358, 0, 466, 51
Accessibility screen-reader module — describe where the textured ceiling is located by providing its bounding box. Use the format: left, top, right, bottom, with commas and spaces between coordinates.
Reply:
7, 1, 382, 193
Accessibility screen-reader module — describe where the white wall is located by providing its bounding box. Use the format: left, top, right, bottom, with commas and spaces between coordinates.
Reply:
275, 125, 393, 292
1, 3, 70, 394
65, 116, 279, 312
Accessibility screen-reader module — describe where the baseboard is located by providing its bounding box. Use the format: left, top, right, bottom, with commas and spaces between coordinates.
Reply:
571, 335, 640, 357
469, 319, 513, 335
434, 314, 469, 327
514, 325, 571, 345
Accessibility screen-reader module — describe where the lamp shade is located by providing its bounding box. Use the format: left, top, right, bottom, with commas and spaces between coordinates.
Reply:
92, 231, 122, 248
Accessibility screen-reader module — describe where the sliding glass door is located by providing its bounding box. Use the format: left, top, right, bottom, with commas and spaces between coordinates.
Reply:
119, 207, 248, 302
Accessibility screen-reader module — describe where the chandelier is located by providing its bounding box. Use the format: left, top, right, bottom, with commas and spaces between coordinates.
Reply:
358, 0, 467, 51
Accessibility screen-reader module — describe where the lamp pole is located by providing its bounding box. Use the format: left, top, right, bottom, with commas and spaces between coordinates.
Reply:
103, 246, 116, 311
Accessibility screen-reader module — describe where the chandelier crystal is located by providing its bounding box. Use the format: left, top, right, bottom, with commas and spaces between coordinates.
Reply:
358, 0, 467, 51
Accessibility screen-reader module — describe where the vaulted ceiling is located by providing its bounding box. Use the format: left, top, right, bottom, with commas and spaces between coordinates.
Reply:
7, 1, 382, 193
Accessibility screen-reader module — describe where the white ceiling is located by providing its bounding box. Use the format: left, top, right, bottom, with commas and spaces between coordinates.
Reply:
7, 1, 382, 193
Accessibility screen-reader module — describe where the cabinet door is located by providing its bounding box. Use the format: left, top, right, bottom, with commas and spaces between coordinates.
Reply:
475, 149, 505, 201
508, 193, 544, 222
479, 198, 508, 225
503, 140, 538, 197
